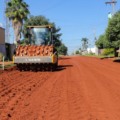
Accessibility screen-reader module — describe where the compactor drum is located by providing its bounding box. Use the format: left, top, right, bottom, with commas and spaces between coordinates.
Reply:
13, 25, 58, 71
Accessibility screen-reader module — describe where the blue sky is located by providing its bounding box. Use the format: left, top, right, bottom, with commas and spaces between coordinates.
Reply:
0, 0, 120, 54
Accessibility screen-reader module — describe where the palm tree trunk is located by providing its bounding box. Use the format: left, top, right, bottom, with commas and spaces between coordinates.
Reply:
12, 21, 22, 45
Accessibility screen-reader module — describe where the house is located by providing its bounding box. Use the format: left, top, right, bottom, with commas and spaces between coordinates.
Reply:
0, 27, 6, 56
87, 46, 99, 55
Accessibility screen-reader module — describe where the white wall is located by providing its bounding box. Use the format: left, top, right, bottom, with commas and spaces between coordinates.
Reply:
87, 46, 98, 55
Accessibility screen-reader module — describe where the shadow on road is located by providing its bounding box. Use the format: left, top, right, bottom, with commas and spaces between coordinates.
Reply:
113, 59, 120, 63
56, 65, 73, 71
59, 57, 71, 60
14, 65, 73, 72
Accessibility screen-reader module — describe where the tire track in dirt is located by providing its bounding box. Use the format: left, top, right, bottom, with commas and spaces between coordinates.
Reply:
0, 70, 51, 120
40, 77, 62, 120
10, 57, 120, 120
65, 58, 99, 120
11, 73, 62, 120
10, 60, 69, 120
1, 56, 120, 120
72, 60, 109, 120
81, 57, 120, 75
72, 56, 120, 120
42, 68, 69, 120
77, 57, 120, 103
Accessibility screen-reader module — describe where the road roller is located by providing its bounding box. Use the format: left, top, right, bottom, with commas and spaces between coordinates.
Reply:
13, 25, 58, 71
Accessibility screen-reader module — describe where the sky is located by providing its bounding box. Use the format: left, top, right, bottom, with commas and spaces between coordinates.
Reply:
0, 0, 120, 54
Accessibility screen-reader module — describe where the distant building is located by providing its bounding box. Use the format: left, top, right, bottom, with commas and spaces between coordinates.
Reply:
87, 46, 99, 55
0, 27, 6, 56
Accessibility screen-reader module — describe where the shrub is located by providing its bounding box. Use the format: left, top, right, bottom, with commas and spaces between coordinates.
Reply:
75, 50, 80, 54
102, 48, 114, 56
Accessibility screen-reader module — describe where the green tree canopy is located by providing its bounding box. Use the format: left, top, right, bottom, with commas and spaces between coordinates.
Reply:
57, 44, 68, 55
106, 11, 120, 48
6, 0, 29, 44
75, 50, 80, 54
95, 34, 111, 49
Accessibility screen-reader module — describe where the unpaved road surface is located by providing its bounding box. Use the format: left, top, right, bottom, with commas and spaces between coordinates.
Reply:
0, 56, 120, 120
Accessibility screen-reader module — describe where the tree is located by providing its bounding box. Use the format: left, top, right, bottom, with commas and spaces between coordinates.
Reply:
95, 34, 110, 49
57, 44, 68, 55
23, 15, 68, 54
5, 0, 29, 44
81, 38, 88, 51
95, 34, 105, 49
75, 50, 80, 54
106, 11, 120, 57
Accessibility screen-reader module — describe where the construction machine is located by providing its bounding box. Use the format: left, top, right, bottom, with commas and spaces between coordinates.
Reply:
13, 25, 58, 71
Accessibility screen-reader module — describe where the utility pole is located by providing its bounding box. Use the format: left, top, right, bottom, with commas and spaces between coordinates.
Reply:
105, 0, 117, 15
93, 28, 97, 44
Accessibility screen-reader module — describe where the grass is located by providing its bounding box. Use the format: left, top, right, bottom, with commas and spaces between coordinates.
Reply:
81, 53, 115, 59
0, 63, 16, 70
99, 55, 114, 59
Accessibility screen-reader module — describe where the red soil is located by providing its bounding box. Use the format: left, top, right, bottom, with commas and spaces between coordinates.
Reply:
0, 56, 120, 120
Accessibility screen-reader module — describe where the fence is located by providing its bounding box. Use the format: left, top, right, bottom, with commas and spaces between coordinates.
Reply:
0, 56, 5, 70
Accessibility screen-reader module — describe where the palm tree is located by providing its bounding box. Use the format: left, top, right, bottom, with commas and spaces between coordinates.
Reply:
81, 38, 88, 51
5, 0, 29, 44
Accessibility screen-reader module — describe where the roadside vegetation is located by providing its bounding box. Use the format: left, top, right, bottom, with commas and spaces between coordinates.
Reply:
0, 52, 15, 70
96, 11, 120, 57
0, 63, 15, 69
74, 10, 120, 59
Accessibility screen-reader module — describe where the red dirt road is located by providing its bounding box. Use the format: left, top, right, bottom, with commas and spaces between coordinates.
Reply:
0, 56, 120, 120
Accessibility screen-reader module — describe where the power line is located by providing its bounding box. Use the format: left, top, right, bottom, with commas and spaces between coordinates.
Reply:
40, 0, 67, 14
